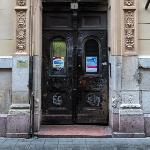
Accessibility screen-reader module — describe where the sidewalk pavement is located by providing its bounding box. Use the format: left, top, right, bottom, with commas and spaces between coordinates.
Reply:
0, 137, 150, 150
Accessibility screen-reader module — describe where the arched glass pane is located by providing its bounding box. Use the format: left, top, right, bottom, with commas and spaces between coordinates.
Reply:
51, 38, 67, 75
85, 39, 99, 73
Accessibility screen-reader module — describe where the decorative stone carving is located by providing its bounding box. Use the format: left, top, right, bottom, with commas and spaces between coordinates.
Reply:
122, 0, 137, 54
17, 0, 26, 6
16, 10, 26, 52
124, 10, 135, 51
120, 104, 141, 109
124, 0, 134, 6
15, 0, 27, 53
112, 94, 122, 109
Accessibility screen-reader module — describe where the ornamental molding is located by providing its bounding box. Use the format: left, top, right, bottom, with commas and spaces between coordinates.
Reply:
15, 0, 27, 53
16, 10, 27, 52
122, 0, 137, 54
17, 0, 26, 6
124, 0, 134, 6
124, 10, 135, 51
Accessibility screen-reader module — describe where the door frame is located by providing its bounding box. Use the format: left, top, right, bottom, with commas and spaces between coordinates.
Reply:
32, 0, 110, 131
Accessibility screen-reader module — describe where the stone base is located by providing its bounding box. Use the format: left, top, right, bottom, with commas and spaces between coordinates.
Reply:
6, 133, 30, 138
110, 112, 119, 132
113, 132, 145, 138
119, 108, 144, 133
0, 114, 7, 137
6, 114, 30, 138
144, 114, 150, 137
34, 113, 41, 132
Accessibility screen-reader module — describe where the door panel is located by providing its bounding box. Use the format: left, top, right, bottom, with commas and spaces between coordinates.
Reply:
42, 31, 74, 124
76, 31, 108, 124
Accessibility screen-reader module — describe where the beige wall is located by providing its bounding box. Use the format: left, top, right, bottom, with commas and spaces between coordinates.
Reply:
108, 0, 121, 56
0, 0, 150, 56
139, 0, 150, 55
0, 69, 12, 113
0, 0, 15, 56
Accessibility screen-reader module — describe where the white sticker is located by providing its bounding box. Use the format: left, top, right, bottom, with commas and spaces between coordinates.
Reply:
53, 57, 64, 69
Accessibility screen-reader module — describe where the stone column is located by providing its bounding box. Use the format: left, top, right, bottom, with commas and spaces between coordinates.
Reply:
108, 0, 122, 132
32, 0, 42, 132
114, 0, 145, 137
6, 0, 30, 138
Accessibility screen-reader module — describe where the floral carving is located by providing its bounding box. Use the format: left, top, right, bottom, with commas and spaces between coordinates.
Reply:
17, 0, 26, 6
112, 94, 122, 109
16, 11, 26, 52
124, 0, 134, 6
124, 10, 135, 50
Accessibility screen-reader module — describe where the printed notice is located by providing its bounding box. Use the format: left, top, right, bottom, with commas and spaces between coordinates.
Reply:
53, 57, 64, 69
17, 60, 28, 68
86, 56, 97, 73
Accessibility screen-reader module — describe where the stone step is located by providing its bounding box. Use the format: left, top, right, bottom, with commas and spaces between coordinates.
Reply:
35, 125, 112, 138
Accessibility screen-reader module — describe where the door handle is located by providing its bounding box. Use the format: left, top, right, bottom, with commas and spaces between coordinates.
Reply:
102, 62, 108, 66
73, 88, 77, 91
78, 64, 81, 68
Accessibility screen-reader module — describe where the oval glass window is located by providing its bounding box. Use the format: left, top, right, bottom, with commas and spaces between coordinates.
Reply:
51, 38, 67, 75
85, 39, 99, 74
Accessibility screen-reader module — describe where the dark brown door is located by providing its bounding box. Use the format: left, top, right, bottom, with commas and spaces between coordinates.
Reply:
42, 2, 108, 125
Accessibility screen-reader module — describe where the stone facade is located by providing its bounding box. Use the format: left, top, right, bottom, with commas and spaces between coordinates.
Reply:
0, 0, 150, 137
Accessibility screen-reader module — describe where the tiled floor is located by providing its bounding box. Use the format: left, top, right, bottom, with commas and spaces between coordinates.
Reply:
35, 125, 112, 138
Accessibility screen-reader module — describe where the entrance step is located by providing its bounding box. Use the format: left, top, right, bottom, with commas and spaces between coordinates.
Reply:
35, 125, 112, 138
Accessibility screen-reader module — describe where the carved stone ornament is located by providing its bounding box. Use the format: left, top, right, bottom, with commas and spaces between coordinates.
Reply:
124, 0, 134, 6
16, 10, 26, 52
112, 94, 122, 109
17, 0, 26, 6
124, 10, 135, 50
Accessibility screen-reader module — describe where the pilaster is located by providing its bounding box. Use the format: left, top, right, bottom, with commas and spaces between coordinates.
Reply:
32, 0, 43, 131
113, 0, 145, 137
108, 0, 122, 132
7, 0, 30, 137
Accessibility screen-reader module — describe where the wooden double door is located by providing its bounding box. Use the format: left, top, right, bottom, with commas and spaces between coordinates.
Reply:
42, 2, 108, 125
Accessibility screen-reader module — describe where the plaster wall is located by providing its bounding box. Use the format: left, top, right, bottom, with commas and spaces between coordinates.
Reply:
0, 69, 12, 113
138, 0, 150, 55
0, 0, 15, 55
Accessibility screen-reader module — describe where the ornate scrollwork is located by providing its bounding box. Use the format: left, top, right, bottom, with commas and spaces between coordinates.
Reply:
124, 0, 134, 6
16, 10, 26, 52
17, 0, 26, 6
124, 10, 135, 51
